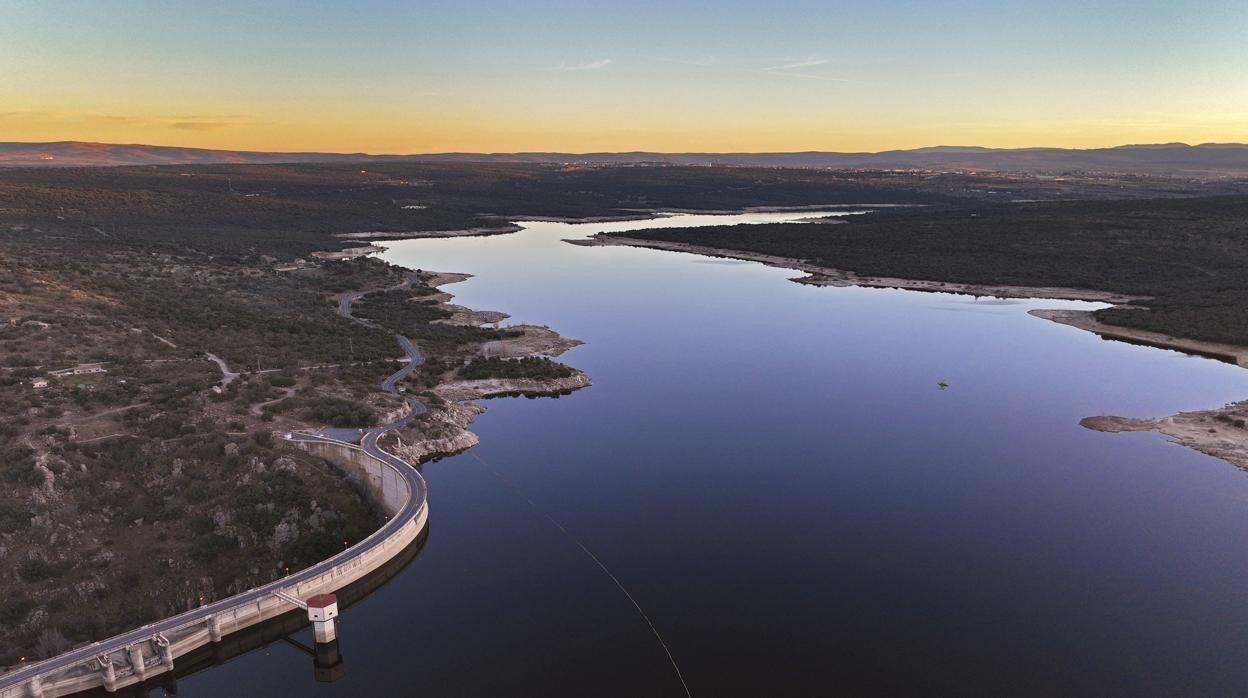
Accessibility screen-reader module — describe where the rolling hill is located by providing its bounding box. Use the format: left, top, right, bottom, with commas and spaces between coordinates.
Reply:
3, 140, 1248, 175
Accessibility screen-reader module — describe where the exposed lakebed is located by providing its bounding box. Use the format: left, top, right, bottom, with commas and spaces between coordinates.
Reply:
183, 211, 1248, 697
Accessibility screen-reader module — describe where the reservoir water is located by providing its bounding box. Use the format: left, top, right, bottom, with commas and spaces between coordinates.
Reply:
185, 212, 1248, 696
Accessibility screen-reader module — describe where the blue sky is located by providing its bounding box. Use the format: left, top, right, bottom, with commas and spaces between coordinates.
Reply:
2, 0, 1245, 151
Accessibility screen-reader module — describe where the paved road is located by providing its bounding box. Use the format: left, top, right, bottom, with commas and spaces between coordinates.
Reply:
335, 282, 424, 396
205, 352, 239, 387
337, 290, 369, 323
250, 386, 296, 416
381, 335, 422, 395
336, 277, 413, 326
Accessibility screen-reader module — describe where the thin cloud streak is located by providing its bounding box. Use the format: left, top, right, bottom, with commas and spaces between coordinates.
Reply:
771, 57, 832, 71
170, 121, 233, 131
760, 56, 852, 82
548, 59, 613, 71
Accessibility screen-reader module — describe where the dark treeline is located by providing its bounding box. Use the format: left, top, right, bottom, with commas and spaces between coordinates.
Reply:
459, 356, 575, 381
4, 161, 1210, 261
352, 288, 518, 354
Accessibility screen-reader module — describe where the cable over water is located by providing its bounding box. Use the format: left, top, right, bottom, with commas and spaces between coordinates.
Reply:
467, 451, 693, 698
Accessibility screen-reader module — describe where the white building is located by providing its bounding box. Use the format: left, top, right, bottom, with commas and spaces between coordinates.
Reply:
48, 363, 107, 377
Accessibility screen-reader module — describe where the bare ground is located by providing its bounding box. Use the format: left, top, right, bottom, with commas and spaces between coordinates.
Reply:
1082, 406, 1248, 470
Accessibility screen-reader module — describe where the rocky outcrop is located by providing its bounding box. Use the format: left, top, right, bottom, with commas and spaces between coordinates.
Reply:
1081, 402, 1248, 471
436, 304, 510, 327
392, 402, 483, 462
382, 270, 591, 465
434, 372, 591, 402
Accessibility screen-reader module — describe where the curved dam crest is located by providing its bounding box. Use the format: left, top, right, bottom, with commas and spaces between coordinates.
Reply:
0, 428, 428, 698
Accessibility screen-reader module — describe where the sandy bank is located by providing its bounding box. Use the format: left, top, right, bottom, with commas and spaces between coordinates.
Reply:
514, 213, 666, 223
1029, 309, 1248, 367
1082, 406, 1248, 471
312, 244, 384, 261
338, 224, 523, 240
1035, 309, 1248, 471
573, 236, 1134, 303
627, 204, 899, 215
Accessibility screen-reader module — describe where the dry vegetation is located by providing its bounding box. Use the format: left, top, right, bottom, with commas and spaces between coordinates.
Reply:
1, 161, 1240, 664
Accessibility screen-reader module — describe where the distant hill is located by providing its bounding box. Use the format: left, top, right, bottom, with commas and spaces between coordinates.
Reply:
4, 140, 1248, 175
0, 141, 373, 167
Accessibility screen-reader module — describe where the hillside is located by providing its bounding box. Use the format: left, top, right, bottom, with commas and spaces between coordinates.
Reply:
6, 141, 1248, 176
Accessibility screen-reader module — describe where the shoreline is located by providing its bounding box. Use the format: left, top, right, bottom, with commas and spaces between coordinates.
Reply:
510, 213, 666, 223
576, 233, 1248, 472
337, 224, 524, 240
345, 216, 1248, 473
1037, 308, 1248, 470
1081, 407, 1248, 470
0, 259, 589, 680
311, 243, 386, 260
571, 235, 1136, 303
1028, 308, 1248, 367
332, 205, 892, 247
380, 270, 590, 466
626, 203, 912, 215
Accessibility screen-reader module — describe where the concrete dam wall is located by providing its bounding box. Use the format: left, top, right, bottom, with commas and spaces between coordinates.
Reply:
1, 436, 428, 698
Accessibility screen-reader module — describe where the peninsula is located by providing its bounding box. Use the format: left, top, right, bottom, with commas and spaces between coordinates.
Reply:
588, 196, 1248, 470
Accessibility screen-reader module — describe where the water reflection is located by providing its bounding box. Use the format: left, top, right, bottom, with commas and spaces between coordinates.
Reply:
79, 527, 428, 697
174, 211, 1248, 696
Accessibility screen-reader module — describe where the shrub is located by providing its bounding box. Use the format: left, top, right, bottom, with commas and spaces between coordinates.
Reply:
459, 356, 574, 381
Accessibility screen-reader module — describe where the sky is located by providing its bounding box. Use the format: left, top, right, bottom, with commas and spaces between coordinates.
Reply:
2, 0, 1246, 153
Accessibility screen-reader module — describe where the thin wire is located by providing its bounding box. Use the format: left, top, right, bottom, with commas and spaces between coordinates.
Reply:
468, 451, 693, 698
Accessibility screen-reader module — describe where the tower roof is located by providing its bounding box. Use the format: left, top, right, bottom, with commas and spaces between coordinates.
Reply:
306, 593, 338, 609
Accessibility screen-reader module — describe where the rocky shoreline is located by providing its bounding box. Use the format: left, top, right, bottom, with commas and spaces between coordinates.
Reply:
1081, 406, 1248, 470
384, 272, 590, 465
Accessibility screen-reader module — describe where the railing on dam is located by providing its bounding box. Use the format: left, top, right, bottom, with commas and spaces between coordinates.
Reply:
0, 434, 428, 698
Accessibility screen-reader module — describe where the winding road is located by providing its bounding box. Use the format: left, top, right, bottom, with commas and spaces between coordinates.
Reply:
205, 352, 239, 387
335, 280, 424, 397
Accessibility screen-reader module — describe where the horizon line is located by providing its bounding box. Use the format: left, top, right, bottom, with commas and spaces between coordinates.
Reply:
4, 139, 1248, 158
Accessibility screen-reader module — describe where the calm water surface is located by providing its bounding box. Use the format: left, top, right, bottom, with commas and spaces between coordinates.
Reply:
185, 212, 1248, 696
